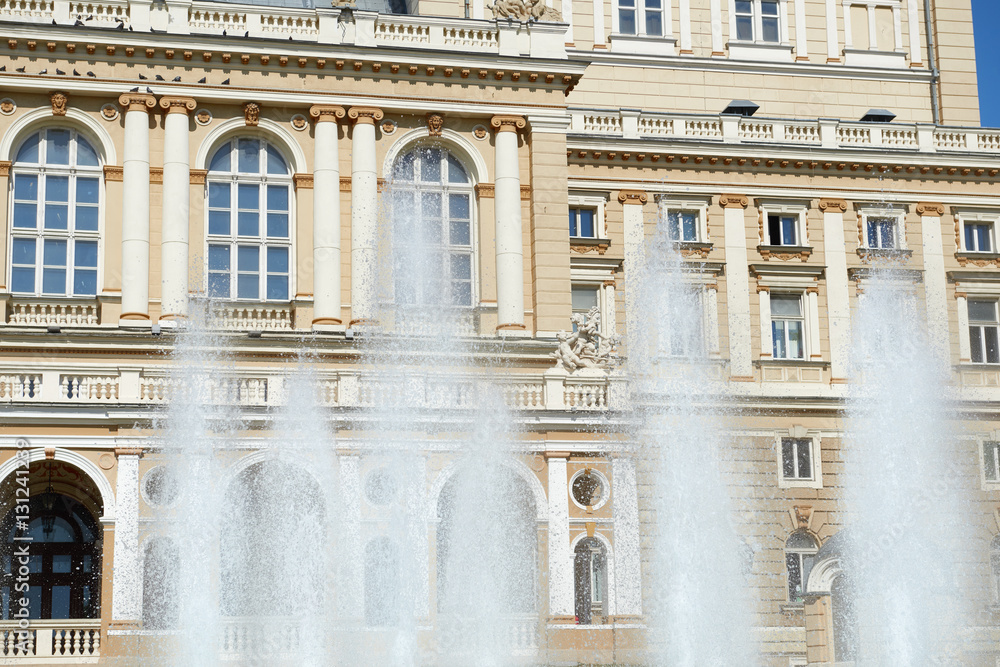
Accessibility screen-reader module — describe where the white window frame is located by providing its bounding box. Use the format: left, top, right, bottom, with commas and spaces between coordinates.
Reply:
981, 439, 1000, 488
731, 0, 786, 44
859, 207, 906, 250
568, 193, 608, 240
957, 211, 999, 254
968, 298, 1000, 365
769, 292, 807, 360
784, 531, 819, 603
657, 196, 710, 244
776, 428, 823, 489
759, 202, 808, 247
8, 128, 103, 299
609, 0, 677, 57
612, 0, 671, 37
727, 0, 795, 62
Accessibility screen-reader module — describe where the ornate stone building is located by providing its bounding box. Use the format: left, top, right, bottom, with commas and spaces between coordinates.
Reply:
0, 0, 995, 663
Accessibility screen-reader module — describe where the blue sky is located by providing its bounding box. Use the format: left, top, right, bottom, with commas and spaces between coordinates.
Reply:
972, 0, 999, 127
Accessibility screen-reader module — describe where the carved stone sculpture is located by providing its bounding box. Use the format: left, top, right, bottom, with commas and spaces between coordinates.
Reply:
490, 0, 562, 22
244, 102, 260, 127
551, 306, 619, 373
50, 92, 67, 116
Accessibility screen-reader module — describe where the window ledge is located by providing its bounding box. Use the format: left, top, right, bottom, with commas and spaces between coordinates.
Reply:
756, 359, 828, 367
570, 237, 612, 255
856, 247, 913, 262
608, 32, 677, 56
956, 252, 1000, 268
758, 245, 813, 261
676, 241, 713, 259
842, 48, 908, 69
727, 41, 794, 63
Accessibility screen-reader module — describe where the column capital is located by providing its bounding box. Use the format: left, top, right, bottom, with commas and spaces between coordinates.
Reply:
544, 450, 572, 460
617, 189, 647, 205
310, 104, 346, 122
114, 446, 144, 457
158, 96, 196, 114
347, 106, 384, 125
490, 115, 527, 133
118, 92, 157, 112
916, 201, 946, 216
719, 193, 749, 209
818, 198, 848, 213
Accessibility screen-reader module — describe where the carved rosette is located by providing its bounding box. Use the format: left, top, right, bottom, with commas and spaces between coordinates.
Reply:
117, 93, 156, 113
290, 114, 308, 131
100, 103, 119, 121
617, 189, 648, 205
309, 104, 346, 123
50, 91, 68, 116
347, 107, 384, 125
427, 113, 444, 137
472, 124, 488, 140
818, 198, 848, 213
916, 202, 946, 217
490, 115, 526, 133
0, 98, 15, 115
719, 193, 749, 209
244, 102, 261, 127
195, 109, 212, 126
159, 96, 197, 115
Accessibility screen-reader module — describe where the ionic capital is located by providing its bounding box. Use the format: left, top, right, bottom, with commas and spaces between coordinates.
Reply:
719, 193, 749, 209
158, 96, 197, 114
118, 92, 157, 112
617, 189, 648, 205
490, 115, 526, 133
818, 198, 848, 213
347, 106, 384, 125
916, 202, 946, 217
309, 105, 346, 122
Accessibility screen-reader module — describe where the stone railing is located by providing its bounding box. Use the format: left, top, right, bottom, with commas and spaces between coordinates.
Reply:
6, 299, 100, 327
569, 108, 1000, 154
0, 366, 626, 412
0, 620, 101, 660
211, 303, 294, 332
5, 0, 568, 59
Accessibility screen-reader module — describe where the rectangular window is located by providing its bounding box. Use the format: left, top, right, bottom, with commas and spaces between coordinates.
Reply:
767, 213, 798, 246
866, 216, 898, 249
569, 208, 597, 238
964, 222, 994, 253
667, 210, 699, 242
735, 0, 780, 43
572, 286, 600, 332
11, 238, 36, 294
785, 552, 804, 600
771, 295, 805, 359
617, 0, 662, 36
41, 239, 67, 295
984, 441, 1000, 482
969, 300, 1000, 364
781, 438, 813, 480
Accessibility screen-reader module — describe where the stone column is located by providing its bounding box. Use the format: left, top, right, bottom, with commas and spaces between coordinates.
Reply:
117, 93, 156, 327
491, 115, 527, 331
758, 286, 773, 359
546, 451, 573, 619
347, 107, 383, 327
820, 198, 850, 382
158, 97, 196, 323
918, 202, 950, 360
111, 447, 141, 621
0, 161, 10, 293
619, 190, 648, 353
721, 194, 753, 380
611, 456, 642, 616
310, 105, 346, 329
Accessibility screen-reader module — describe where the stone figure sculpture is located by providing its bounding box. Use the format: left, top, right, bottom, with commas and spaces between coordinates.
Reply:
489, 0, 562, 22
551, 306, 619, 373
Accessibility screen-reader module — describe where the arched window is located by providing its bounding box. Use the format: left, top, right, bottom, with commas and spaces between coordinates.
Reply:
10, 129, 101, 297
142, 537, 179, 630
573, 537, 607, 625
364, 537, 399, 627
390, 148, 474, 307
784, 530, 819, 602
206, 138, 292, 302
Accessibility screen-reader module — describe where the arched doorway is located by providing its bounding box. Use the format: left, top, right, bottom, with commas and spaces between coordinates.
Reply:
0, 461, 103, 619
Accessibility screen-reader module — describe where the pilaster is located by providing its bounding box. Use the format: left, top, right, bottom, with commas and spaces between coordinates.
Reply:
721, 194, 753, 380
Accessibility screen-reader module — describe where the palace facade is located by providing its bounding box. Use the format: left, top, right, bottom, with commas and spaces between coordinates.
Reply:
0, 0, 997, 663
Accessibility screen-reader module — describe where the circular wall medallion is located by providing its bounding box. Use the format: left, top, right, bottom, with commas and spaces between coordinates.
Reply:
364, 467, 396, 506
142, 465, 180, 507
529, 454, 545, 472
98, 453, 116, 470
194, 108, 212, 126
290, 113, 307, 131
472, 124, 488, 141
380, 119, 397, 135
570, 468, 609, 510
0, 98, 15, 116
99, 103, 118, 121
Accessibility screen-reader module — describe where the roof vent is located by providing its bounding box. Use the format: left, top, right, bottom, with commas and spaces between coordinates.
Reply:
860, 109, 896, 123
722, 100, 760, 117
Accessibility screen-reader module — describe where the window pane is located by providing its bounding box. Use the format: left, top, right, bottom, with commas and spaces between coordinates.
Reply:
208, 273, 230, 298
47, 130, 71, 164
787, 321, 804, 358
13, 203, 37, 229
645, 11, 662, 36
209, 182, 230, 209
15, 134, 39, 163
682, 212, 697, 241
47, 175, 69, 202
238, 211, 259, 237
266, 144, 288, 175
667, 211, 681, 241
768, 215, 781, 245
11, 267, 34, 293
986, 326, 1000, 364
772, 320, 787, 358
267, 185, 289, 211
44, 239, 67, 266
572, 287, 599, 311
449, 194, 470, 220
75, 241, 98, 268
771, 296, 802, 317
76, 137, 99, 166
762, 17, 779, 41
266, 274, 288, 301
393, 153, 415, 181
77, 177, 99, 204
45, 206, 69, 230
237, 274, 258, 299
971, 326, 984, 363
619, 7, 636, 34
208, 245, 230, 271
451, 281, 472, 305
969, 300, 997, 322
42, 268, 66, 294
985, 443, 998, 481
238, 246, 259, 272
579, 209, 595, 238
735, 0, 752, 12
762, 1, 778, 15
12, 238, 35, 265
238, 183, 259, 210
781, 439, 795, 478
14, 174, 37, 200
451, 254, 471, 280
267, 246, 288, 274
796, 440, 811, 478
880, 220, 895, 248
76, 206, 98, 232
569, 209, 578, 236
781, 216, 797, 245
450, 221, 470, 246
74, 269, 97, 295
978, 224, 993, 252
237, 139, 260, 173
965, 224, 975, 251
420, 150, 442, 182
209, 146, 230, 172
786, 553, 802, 599
447, 154, 469, 184
867, 220, 879, 247
51, 586, 71, 619
267, 213, 288, 238
209, 211, 230, 236
736, 15, 753, 40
